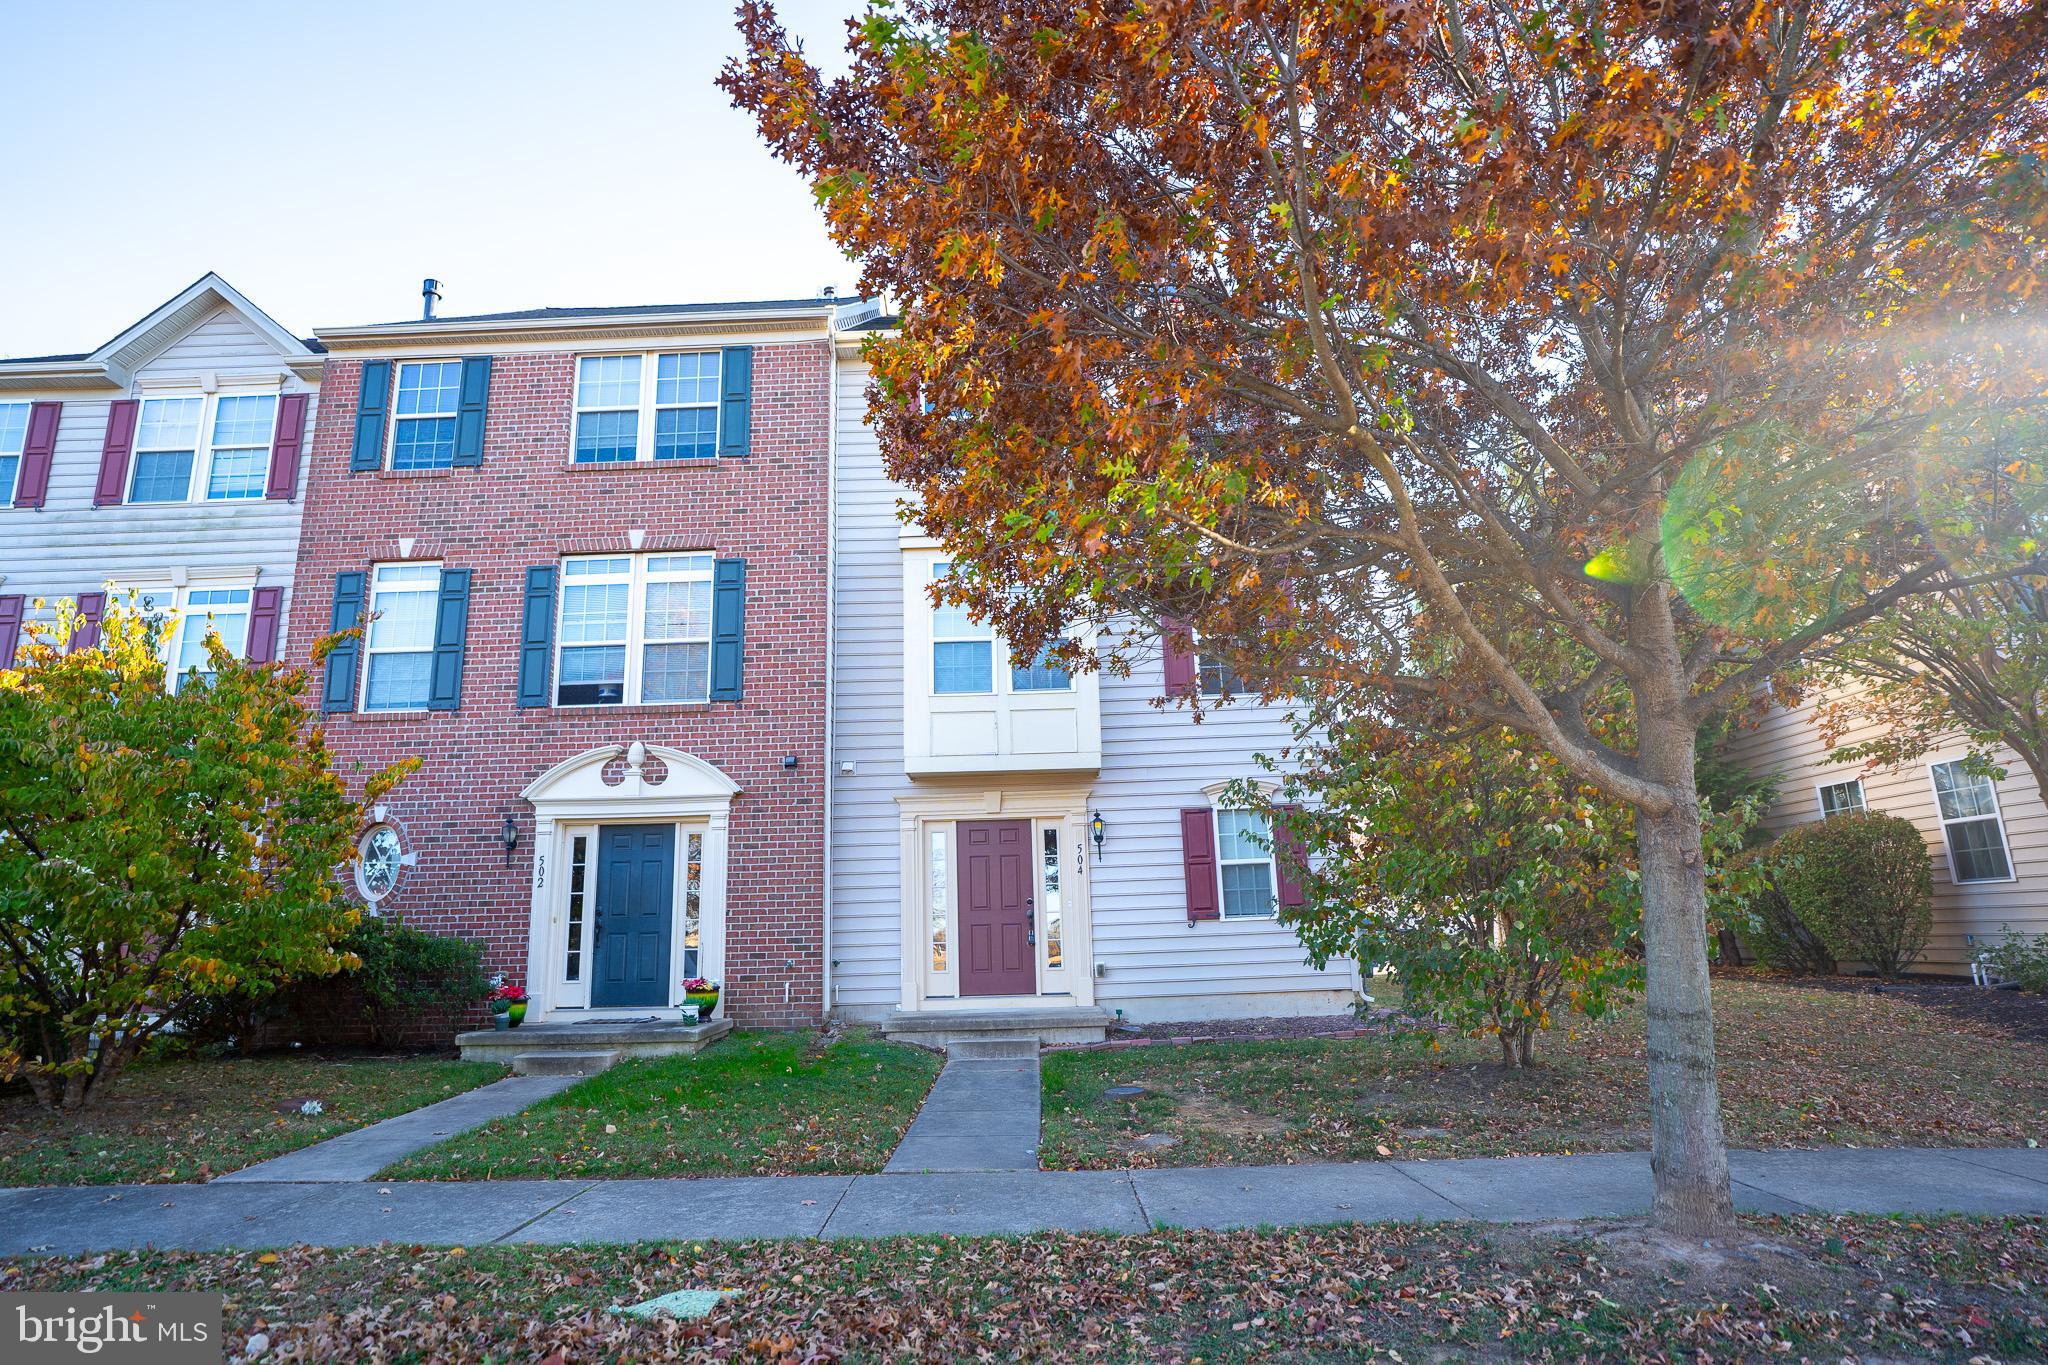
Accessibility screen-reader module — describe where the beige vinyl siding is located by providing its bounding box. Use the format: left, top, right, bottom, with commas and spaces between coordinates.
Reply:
827, 351, 1357, 1020
1, 306, 318, 655
1721, 685, 2048, 972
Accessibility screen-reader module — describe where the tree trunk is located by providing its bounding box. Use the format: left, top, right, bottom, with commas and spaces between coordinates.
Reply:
1635, 710, 1737, 1237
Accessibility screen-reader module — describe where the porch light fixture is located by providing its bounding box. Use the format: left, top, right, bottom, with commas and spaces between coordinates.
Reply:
501, 814, 519, 865
1090, 810, 1107, 858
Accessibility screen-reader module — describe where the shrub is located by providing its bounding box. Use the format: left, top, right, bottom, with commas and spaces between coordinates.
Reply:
343, 916, 490, 1046
1984, 930, 2048, 993
1772, 813, 1932, 978
1726, 845, 1837, 975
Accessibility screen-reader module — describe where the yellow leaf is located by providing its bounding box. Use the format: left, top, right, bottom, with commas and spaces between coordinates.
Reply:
256, 1253, 279, 1264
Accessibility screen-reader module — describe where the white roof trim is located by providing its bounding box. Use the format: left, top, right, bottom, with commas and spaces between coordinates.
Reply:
0, 272, 319, 391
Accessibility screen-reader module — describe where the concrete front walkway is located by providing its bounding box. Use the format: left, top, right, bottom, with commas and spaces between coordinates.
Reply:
2, 1146, 2044, 1256
884, 1057, 1041, 1173
215, 1075, 579, 1183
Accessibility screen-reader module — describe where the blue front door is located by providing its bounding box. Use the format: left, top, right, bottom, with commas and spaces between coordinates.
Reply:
593, 824, 674, 1008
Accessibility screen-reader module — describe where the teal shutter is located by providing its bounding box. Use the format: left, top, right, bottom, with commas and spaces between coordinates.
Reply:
516, 565, 556, 708
718, 345, 753, 458
321, 571, 366, 712
710, 558, 746, 701
452, 356, 492, 466
427, 568, 472, 711
350, 360, 391, 472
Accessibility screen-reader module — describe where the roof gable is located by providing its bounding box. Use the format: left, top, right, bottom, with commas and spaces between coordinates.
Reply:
0, 273, 321, 392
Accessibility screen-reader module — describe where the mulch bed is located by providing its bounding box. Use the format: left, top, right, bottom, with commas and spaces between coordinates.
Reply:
1723, 968, 2048, 1045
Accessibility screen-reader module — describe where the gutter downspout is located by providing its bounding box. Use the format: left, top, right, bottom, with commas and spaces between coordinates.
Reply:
821, 313, 841, 1022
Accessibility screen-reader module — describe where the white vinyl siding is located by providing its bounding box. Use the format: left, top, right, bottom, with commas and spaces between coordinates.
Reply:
2, 302, 316, 666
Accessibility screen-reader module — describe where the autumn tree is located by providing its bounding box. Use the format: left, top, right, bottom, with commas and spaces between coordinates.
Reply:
728, 1, 2048, 1235
0, 596, 414, 1110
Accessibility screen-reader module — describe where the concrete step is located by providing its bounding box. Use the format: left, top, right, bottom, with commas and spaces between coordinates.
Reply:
511, 1050, 621, 1077
884, 1006, 1111, 1049
946, 1036, 1039, 1061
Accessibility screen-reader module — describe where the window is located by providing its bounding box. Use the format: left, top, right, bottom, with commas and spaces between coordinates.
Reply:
1041, 826, 1063, 968
931, 561, 994, 694
203, 395, 278, 499
1215, 808, 1277, 918
683, 829, 704, 979
0, 401, 27, 501
361, 563, 442, 711
168, 587, 252, 691
1196, 635, 1246, 698
929, 829, 949, 973
1011, 646, 1072, 692
390, 361, 461, 470
1930, 760, 2014, 883
126, 393, 281, 503
128, 396, 203, 502
556, 553, 714, 706
356, 824, 403, 903
572, 351, 722, 463
1817, 779, 1866, 819
564, 834, 589, 982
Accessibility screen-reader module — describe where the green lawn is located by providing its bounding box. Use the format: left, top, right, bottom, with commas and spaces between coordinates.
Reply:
1044, 975, 2048, 1169
0, 1054, 505, 1186
7, 1215, 2041, 1361
381, 1029, 943, 1180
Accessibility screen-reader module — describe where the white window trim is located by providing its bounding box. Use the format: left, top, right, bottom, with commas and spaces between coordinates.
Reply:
127, 391, 280, 505
358, 561, 443, 714
0, 399, 29, 504
570, 349, 723, 464
1191, 630, 1246, 699
1203, 779, 1280, 921
1926, 758, 2018, 885
1814, 777, 1866, 819
554, 552, 716, 708
124, 579, 258, 690
164, 583, 256, 691
929, 560, 1075, 697
386, 360, 463, 471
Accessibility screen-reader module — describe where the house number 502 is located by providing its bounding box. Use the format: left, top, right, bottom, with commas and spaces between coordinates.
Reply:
534, 853, 547, 891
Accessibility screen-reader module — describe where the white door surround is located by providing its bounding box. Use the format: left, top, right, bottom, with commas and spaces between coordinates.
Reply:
895, 782, 1097, 1014
522, 742, 739, 1020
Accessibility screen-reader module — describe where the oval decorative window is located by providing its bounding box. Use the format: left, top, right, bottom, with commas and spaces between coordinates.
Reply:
356, 824, 404, 903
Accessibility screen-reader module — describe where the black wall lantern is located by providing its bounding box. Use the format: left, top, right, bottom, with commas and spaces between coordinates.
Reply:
1090, 810, 1107, 858
501, 814, 520, 866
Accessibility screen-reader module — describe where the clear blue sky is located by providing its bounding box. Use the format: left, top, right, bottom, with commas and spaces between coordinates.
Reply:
0, 0, 862, 355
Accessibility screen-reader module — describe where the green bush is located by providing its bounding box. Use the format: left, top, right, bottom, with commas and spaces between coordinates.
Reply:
1772, 813, 1932, 978
1984, 929, 2048, 993
1727, 845, 1837, 975
343, 916, 490, 1046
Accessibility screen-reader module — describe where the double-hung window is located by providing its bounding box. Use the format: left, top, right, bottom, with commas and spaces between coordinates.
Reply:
931, 562, 995, 694
572, 352, 722, 463
1196, 636, 1246, 698
1929, 760, 2014, 883
361, 563, 442, 710
127, 393, 280, 503
1215, 808, 1278, 918
556, 553, 714, 705
390, 361, 462, 470
1817, 778, 1866, 819
0, 402, 27, 501
1011, 646, 1072, 692
168, 587, 253, 690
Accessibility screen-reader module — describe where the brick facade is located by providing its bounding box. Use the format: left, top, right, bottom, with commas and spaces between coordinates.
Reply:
287, 340, 831, 1029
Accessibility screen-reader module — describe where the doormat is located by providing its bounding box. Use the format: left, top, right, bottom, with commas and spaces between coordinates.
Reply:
613, 1287, 739, 1321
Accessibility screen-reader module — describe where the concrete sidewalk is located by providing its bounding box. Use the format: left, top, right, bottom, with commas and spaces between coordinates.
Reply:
884, 1057, 1041, 1173
2, 1146, 2044, 1256
214, 1075, 580, 1184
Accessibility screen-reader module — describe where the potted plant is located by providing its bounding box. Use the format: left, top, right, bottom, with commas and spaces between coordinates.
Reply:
683, 977, 720, 1021
492, 982, 529, 1028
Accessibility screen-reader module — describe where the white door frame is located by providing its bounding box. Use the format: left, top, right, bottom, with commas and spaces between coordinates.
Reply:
522, 742, 738, 1020
895, 783, 1096, 1013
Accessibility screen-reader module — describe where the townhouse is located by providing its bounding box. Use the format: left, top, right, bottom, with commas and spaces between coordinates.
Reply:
0, 274, 323, 682
1722, 688, 2048, 975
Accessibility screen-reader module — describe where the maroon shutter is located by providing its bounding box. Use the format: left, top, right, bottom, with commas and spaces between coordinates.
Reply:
70, 592, 106, 652
1272, 803, 1306, 908
1180, 807, 1220, 923
245, 586, 284, 663
13, 402, 61, 508
264, 393, 309, 501
0, 595, 23, 666
1162, 621, 1197, 696
93, 400, 140, 506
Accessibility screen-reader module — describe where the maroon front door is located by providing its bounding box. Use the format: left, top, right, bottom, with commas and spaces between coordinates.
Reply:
958, 819, 1035, 996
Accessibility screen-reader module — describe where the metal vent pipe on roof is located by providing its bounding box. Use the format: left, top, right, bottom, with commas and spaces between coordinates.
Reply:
421, 278, 442, 320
